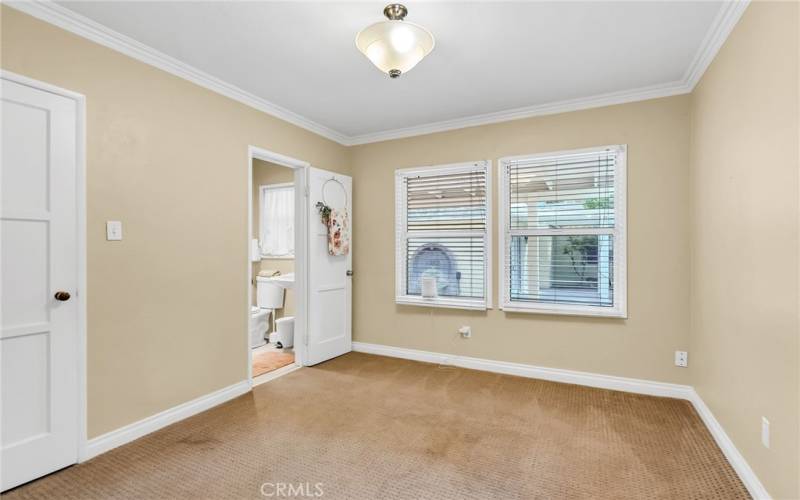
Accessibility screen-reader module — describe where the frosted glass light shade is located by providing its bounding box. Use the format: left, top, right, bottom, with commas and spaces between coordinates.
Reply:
356, 21, 435, 77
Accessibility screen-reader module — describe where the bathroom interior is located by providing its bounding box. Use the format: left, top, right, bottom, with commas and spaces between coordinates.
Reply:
250, 159, 296, 378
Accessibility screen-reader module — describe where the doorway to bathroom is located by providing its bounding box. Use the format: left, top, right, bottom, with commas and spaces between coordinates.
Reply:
247, 146, 354, 386
249, 148, 304, 384
251, 160, 297, 379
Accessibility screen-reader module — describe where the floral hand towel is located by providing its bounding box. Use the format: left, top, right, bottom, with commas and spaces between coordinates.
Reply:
327, 208, 350, 256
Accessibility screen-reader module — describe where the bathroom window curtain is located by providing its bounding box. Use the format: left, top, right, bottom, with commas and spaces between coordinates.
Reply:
260, 184, 294, 257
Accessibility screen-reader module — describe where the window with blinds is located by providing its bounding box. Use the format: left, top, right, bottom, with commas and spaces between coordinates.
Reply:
395, 162, 491, 309
499, 146, 626, 317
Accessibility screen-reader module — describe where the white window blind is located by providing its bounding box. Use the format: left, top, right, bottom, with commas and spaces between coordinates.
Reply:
499, 146, 626, 317
396, 162, 491, 310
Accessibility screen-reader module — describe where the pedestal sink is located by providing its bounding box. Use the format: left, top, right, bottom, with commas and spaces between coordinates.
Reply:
269, 273, 294, 289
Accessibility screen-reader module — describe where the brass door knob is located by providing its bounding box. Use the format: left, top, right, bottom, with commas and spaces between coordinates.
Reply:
54, 291, 71, 301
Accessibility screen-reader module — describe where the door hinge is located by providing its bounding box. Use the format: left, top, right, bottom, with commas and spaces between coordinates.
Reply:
304, 185, 310, 197
304, 333, 309, 346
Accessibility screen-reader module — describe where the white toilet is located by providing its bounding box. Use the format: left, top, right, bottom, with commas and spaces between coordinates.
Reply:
250, 276, 286, 348
249, 307, 269, 348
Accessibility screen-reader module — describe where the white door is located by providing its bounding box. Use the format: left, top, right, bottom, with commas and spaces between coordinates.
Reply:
1, 78, 80, 491
305, 167, 352, 365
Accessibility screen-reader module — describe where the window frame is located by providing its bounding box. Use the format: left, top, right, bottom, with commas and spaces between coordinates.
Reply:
258, 182, 295, 259
498, 145, 627, 318
395, 161, 492, 311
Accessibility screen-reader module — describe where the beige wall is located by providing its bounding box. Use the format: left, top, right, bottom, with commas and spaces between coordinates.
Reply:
350, 95, 693, 385
4, 4, 798, 495
689, 2, 799, 498
1, 6, 350, 437
251, 159, 294, 319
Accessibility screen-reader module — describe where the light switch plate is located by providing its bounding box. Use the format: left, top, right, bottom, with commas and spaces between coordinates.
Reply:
106, 221, 122, 241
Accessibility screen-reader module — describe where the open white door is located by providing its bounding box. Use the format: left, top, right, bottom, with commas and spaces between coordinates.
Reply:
1, 78, 81, 490
305, 167, 352, 365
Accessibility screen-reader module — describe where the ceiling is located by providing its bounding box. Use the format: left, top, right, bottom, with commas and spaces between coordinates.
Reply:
36, 1, 738, 144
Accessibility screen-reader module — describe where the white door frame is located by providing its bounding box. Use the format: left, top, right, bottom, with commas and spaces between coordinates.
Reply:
247, 146, 309, 385
1, 70, 89, 462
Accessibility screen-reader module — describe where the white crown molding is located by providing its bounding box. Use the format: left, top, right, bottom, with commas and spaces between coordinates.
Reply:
345, 0, 750, 145
345, 80, 691, 145
8, 0, 749, 146
6, 0, 350, 145
683, 0, 751, 90
353, 341, 770, 499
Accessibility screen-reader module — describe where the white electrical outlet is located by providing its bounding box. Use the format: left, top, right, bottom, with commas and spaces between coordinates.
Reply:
106, 220, 123, 241
674, 350, 688, 367
761, 417, 770, 448
458, 326, 471, 338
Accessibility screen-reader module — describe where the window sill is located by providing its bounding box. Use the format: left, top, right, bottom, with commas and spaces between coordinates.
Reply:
260, 254, 295, 260
501, 301, 627, 318
396, 295, 489, 311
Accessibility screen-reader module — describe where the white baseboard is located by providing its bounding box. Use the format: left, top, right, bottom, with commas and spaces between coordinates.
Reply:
352, 341, 770, 499
78, 344, 770, 499
688, 389, 771, 499
252, 363, 301, 386
352, 342, 693, 399
82, 380, 250, 461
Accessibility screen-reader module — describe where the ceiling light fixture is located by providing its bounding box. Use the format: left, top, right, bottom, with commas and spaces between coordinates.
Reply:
355, 4, 435, 79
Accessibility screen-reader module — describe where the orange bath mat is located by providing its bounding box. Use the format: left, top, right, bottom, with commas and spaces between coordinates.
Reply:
253, 350, 295, 377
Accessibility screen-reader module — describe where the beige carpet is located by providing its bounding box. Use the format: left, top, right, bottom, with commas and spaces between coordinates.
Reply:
252, 349, 295, 377
4, 352, 748, 499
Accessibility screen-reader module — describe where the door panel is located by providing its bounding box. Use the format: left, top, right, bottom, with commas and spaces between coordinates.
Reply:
2, 333, 51, 446
1, 78, 80, 491
1, 220, 50, 326
305, 168, 352, 365
1, 98, 50, 212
